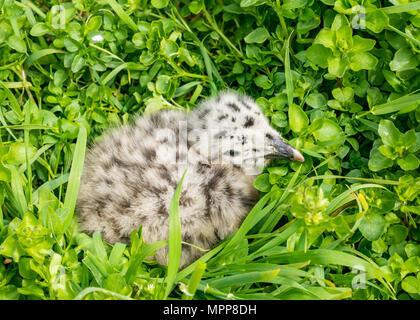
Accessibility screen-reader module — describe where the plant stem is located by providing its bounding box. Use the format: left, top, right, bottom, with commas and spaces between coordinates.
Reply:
202, 8, 244, 58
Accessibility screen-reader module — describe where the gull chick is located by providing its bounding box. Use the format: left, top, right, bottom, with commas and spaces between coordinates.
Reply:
77, 91, 304, 268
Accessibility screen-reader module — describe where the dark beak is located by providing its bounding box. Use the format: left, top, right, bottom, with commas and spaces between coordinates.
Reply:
269, 139, 305, 162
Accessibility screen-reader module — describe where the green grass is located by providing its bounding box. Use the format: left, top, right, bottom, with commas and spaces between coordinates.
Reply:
0, 0, 420, 300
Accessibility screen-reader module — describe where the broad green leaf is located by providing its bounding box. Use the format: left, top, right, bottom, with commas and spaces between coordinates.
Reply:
359, 213, 386, 241
335, 24, 353, 51
6, 142, 37, 164
366, 10, 389, 33
332, 87, 354, 103
289, 104, 309, 133
390, 47, 419, 72
306, 93, 327, 109
7, 35, 26, 53
253, 173, 271, 192
254, 74, 272, 89
306, 44, 332, 68
240, 0, 267, 7
397, 154, 420, 171
402, 276, 420, 294
327, 56, 347, 77
151, 0, 170, 9
352, 35, 376, 52
369, 147, 394, 172
314, 29, 335, 49
378, 120, 403, 146
30, 23, 50, 36
386, 225, 408, 245
244, 27, 270, 43
350, 52, 378, 71
312, 119, 343, 142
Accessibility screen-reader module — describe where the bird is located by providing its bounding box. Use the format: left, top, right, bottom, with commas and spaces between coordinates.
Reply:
76, 91, 304, 268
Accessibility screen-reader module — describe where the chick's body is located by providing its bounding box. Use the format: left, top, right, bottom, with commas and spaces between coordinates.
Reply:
77, 92, 302, 268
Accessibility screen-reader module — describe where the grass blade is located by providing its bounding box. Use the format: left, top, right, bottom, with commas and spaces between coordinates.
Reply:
182, 261, 206, 300
285, 32, 294, 108
324, 183, 387, 216
262, 248, 387, 284
103, 0, 138, 31
62, 127, 87, 230
206, 269, 280, 289
164, 169, 187, 298
108, 242, 127, 268
24, 49, 64, 67
24, 100, 34, 211
218, 193, 273, 257
380, 2, 420, 14
125, 240, 167, 284
7, 166, 27, 217
371, 92, 420, 115
0, 81, 24, 119
74, 287, 132, 300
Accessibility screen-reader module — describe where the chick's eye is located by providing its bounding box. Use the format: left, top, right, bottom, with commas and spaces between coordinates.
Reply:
229, 150, 236, 156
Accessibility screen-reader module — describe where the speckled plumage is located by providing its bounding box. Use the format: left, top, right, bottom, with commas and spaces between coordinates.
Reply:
77, 91, 303, 268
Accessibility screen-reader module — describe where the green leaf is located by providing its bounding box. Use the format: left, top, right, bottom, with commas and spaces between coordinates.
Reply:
312, 119, 343, 142
240, 0, 267, 8
6, 142, 37, 164
306, 44, 332, 68
7, 35, 26, 53
402, 276, 420, 293
359, 213, 386, 241
350, 52, 378, 71
378, 120, 403, 146
244, 27, 270, 43
188, 1, 203, 14
332, 87, 354, 103
368, 147, 394, 172
366, 10, 389, 33
397, 154, 420, 171
306, 93, 327, 109
378, 145, 397, 160
390, 47, 419, 72
283, 0, 308, 10
132, 33, 146, 48
156, 75, 171, 94
86, 15, 102, 32
254, 75, 272, 89
151, 0, 170, 9
386, 225, 408, 245
253, 173, 271, 192
0, 285, 19, 300
30, 23, 50, 36
327, 56, 347, 77
335, 24, 353, 51
288, 104, 309, 133
207, 269, 280, 289
314, 29, 335, 49
71, 54, 85, 73
352, 35, 376, 52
